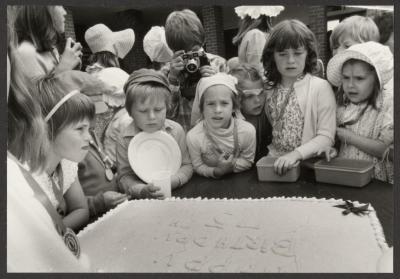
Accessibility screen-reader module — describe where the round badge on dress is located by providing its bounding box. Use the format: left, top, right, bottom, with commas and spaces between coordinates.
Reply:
105, 168, 114, 181
63, 227, 81, 258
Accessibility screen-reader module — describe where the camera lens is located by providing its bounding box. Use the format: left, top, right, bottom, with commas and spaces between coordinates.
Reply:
186, 59, 199, 73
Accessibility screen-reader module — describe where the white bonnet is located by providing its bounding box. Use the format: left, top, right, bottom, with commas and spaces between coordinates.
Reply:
235, 6, 284, 19
196, 72, 238, 102
327, 41, 393, 90
143, 26, 173, 63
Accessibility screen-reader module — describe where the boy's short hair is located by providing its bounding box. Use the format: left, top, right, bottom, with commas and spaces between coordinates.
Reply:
330, 15, 380, 51
124, 69, 171, 115
165, 9, 205, 52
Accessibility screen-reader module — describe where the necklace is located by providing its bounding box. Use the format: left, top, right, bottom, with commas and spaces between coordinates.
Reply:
89, 130, 115, 181
47, 164, 67, 216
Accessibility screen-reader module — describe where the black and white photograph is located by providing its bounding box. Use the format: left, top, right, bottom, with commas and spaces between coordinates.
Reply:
5, 1, 395, 274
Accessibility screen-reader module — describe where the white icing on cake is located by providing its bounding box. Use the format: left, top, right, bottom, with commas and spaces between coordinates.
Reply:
78, 197, 388, 272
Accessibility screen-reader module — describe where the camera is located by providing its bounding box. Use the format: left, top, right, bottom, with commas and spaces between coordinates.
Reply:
181, 50, 210, 74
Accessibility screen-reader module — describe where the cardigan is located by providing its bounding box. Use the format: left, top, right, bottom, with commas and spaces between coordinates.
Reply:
264, 74, 336, 160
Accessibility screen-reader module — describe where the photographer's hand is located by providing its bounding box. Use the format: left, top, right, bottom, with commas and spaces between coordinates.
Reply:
199, 65, 216, 78
55, 37, 83, 73
169, 50, 185, 81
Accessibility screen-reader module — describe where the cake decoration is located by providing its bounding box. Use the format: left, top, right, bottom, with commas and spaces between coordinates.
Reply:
333, 200, 371, 216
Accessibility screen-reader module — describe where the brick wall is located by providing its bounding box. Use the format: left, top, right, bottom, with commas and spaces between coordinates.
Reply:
308, 6, 328, 69
64, 7, 76, 41
105, 9, 149, 74
201, 6, 225, 57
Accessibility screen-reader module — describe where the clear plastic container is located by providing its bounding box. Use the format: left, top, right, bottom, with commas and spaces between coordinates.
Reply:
256, 156, 300, 182
314, 158, 374, 187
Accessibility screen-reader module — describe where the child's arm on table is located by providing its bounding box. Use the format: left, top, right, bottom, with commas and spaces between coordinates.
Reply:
63, 179, 89, 231
86, 191, 128, 218
337, 127, 390, 159
186, 132, 218, 178
214, 154, 234, 178
340, 96, 394, 160
232, 124, 256, 172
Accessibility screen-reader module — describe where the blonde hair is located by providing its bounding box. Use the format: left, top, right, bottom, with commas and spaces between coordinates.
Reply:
8, 26, 50, 172
330, 15, 380, 51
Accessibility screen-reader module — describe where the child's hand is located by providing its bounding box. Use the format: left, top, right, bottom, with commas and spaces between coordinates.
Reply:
102, 191, 129, 209
199, 65, 216, 78
56, 37, 83, 73
169, 50, 185, 79
317, 147, 338, 162
214, 153, 234, 178
139, 183, 165, 199
274, 151, 302, 175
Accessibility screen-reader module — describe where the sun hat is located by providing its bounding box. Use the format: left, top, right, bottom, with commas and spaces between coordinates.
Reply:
235, 6, 284, 19
85, 24, 135, 59
143, 26, 173, 63
327, 41, 393, 89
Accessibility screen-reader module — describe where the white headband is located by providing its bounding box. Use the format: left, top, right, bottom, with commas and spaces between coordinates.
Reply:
45, 90, 80, 122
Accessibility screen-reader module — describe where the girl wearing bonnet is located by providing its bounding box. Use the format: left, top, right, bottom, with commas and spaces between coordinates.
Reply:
84, 23, 135, 164
186, 73, 256, 178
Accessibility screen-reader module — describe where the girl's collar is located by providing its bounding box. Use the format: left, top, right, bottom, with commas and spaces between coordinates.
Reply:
204, 117, 235, 137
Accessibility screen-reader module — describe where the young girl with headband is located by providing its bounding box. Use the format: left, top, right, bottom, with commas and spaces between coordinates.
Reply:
31, 78, 93, 231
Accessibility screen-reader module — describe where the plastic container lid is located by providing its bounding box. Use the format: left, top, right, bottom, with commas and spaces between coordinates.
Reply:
256, 156, 278, 167
314, 158, 374, 173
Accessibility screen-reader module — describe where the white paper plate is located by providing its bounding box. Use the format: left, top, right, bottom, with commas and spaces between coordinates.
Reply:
128, 131, 181, 183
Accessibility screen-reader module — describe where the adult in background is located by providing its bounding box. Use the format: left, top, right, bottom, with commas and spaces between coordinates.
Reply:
13, 5, 83, 80
232, 6, 284, 76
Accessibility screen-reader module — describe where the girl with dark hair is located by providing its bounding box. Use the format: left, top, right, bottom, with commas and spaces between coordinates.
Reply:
261, 19, 336, 175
